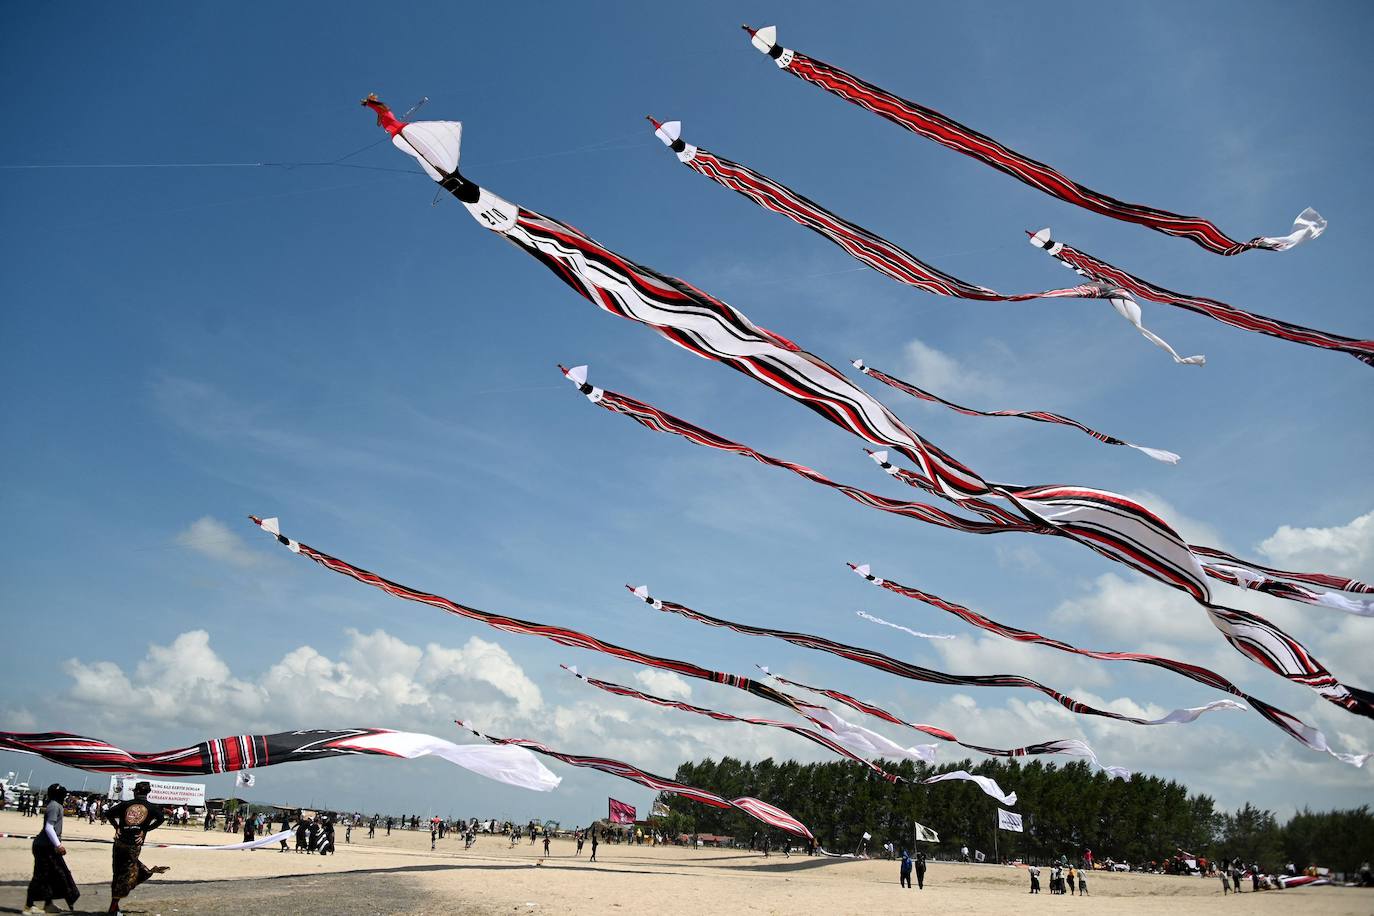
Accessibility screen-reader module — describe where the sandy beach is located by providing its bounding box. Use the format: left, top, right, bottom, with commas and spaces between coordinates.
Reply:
2, 811, 1366, 915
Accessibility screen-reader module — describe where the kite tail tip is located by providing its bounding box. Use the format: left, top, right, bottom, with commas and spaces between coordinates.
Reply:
645, 115, 661, 129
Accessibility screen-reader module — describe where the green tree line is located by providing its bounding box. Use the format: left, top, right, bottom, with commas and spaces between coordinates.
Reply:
654, 756, 1372, 874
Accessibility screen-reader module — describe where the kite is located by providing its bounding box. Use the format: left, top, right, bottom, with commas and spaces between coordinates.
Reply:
250, 516, 1179, 783
759, 667, 1130, 779
646, 117, 1113, 303
0, 728, 560, 791
627, 585, 1243, 728
454, 722, 816, 839
561, 665, 926, 778
742, 25, 1325, 257
562, 367, 1374, 711
851, 359, 1180, 464
1029, 228, 1374, 368
848, 563, 1370, 766
362, 99, 1367, 714
867, 452, 1374, 618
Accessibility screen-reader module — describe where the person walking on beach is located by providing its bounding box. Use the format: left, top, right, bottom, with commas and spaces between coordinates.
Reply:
590, 829, 599, 862
576, 831, 585, 856
1067, 865, 1077, 895
1028, 865, 1041, 894
1078, 867, 1089, 896
900, 850, 913, 889
105, 780, 170, 915
23, 784, 79, 915
915, 852, 927, 889
543, 833, 551, 856
368, 816, 377, 839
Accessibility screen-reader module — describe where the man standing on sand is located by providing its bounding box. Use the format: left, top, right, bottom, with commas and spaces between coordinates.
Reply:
900, 850, 913, 888
590, 829, 599, 862
1028, 864, 1041, 893
105, 781, 170, 916
915, 852, 927, 890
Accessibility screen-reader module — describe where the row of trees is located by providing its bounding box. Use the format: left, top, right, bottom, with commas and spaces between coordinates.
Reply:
654, 756, 1372, 874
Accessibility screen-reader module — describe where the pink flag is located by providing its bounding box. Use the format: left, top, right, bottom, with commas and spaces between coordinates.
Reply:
608, 798, 636, 825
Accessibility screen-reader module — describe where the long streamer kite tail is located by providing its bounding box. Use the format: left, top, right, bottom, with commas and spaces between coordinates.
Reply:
846, 562, 1372, 766
851, 359, 1181, 463
1030, 228, 1374, 367
743, 25, 1325, 257
646, 115, 1110, 303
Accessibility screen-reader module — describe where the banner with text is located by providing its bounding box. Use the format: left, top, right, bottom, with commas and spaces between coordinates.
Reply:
108, 776, 206, 807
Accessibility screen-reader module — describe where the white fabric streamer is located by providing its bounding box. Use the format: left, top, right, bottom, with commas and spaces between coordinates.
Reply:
159, 828, 295, 851
923, 770, 1017, 806
804, 705, 938, 764
856, 610, 956, 640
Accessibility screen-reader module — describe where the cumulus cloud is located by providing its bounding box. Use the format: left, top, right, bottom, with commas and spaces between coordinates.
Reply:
898, 338, 995, 399
634, 669, 693, 700
175, 516, 266, 568
1051, 572, 1217, 648
1258, 510, 1374, 578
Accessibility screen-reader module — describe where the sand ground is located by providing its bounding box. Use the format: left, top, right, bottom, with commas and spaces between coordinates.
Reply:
2, 811, 1366, 915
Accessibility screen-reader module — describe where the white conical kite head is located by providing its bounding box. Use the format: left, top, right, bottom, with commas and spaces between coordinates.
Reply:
750, 25, 778, 52
1029, 227, 1064, 256
565, 365, 589, 387
851, 358, 867, 371
631, 585, 650, 601
394, 121, 462, 182
868, 450, 889, 465
259, 517, 281, 536
851, 563, 871, 578
653, 120, 682, 147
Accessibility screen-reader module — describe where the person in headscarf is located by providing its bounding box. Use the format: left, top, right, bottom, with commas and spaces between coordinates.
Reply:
104, 780, 169, 915
23, 783, 80, 914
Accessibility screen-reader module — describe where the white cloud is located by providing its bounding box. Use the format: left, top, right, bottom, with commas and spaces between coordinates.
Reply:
634, 669, 692, 700
1051, 573, 1217, 647
1258, 510, 1374, 578
175, 516, 266, 568
898, 338, 995, 399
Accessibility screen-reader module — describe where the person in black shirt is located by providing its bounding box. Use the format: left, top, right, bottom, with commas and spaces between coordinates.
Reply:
105, 781, 169, 915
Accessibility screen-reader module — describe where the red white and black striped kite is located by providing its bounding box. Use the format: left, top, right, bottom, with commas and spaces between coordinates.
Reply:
1029, 228, 1374, 368
561, 665, 916, 781
454, 722, 816, 839
742, 25, 1325, 257
0, 728, 560, 790
851, 359, 1179, 464
248, 517, 1217, 762
757, 668, 1131, 779
361, 99, 1369, 727
626, 584, 1243, 730
846, 564, 1369, 767
645, 117, 1112, 304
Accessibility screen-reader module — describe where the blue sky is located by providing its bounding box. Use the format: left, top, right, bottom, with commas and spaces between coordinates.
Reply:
2, 1, 1371, 827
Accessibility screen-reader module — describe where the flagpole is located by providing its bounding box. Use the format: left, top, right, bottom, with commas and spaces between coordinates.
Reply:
994, 810, 999, 865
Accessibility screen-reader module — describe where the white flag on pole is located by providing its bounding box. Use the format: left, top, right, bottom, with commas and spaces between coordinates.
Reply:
997, 808, 1023, 832
975, 849, 986, 862
235, 771, 256, 789
862, 831, 871, 841
913, 821, 939, 843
